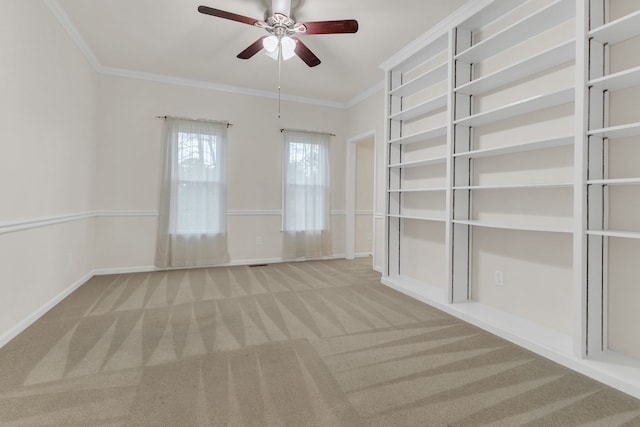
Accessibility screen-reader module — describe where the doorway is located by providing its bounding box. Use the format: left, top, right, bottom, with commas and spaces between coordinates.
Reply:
346, 130, 376, 267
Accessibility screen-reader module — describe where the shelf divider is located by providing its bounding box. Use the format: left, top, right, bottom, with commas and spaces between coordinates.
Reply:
454, 88, 574, 128
390, 62, 448, 97
589, 66, 640, 92
454, 135, 574, 159
588, 122, 640, 139
589, 9, 640, 45
456, 39, 575, 96
388, 125, 447, 145
455, 0, 575, 63
453, 219, 573, 234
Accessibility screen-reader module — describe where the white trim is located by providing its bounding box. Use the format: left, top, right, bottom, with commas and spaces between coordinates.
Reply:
44, 0, 100, 69
344, 81, 385, 108
381, 275, 640, 399
331, 210, 346, 216
379, 0, 496, 71
45, 0, 379, 110
2, 210, 325, 235
0, 270, 94, 349
355, 211, 374, 216
0, 210, 158, 236
0, 212, 94, 235
374, 213, 385, 220
101, 66, 346, 109
95, 210, 158, 218
227, 210, 282, 216
1, 252, 363, 349
345, 130, 377, 261
355, 252, 373, 258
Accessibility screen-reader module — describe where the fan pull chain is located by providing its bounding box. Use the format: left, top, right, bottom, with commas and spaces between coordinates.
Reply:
278, 43, 282, 118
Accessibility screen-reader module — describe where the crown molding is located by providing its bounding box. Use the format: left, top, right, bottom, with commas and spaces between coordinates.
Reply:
379, 0, 497, 71
344, 81, 384, 108
100, 66, 347, 109
44, 0, 100, 69
45, 0, 381, 111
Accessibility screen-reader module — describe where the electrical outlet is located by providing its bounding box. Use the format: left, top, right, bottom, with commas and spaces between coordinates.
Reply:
366, 233, 372, 241
495, 270, 504, 287
256, 236, 263, 245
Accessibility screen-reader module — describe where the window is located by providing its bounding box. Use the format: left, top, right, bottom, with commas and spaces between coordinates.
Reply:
283, 132, 330, 231
156, 118, 229, 267
282, 130, 332, 259
174, 126, 223, 234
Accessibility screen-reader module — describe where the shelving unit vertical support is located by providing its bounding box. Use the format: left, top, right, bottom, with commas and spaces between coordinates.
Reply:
583, 0, 609, 356
450, 27, 473, 303
386, 70, 403, 277
445, 28, 456, 303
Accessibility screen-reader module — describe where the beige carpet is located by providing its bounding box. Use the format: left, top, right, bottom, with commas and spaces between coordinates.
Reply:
0, 258, 639, 426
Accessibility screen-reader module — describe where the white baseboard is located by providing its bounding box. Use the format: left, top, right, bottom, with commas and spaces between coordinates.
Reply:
355, 252, 373, 258
93, 265, 158, 275
0, 270, 94, 349
0, 253, 368, 350
381, 275, 640, 400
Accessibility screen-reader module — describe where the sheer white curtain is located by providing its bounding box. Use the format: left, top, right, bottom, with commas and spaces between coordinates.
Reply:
282, 130, 331, 259
156, 118, 229, 267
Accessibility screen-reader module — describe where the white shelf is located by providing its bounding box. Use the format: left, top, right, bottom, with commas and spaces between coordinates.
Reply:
388, 214, 446, 223
457, 0, 523, 32
454, 135, 574, 159
389, 125, 447, 145
455, 0, 575, 63
388, 156, 446, 169
453, 219, 572, 234
454, 183, 572, 191
389, 94, 447, 122
587, 229, 640, 240
456, 40, 575, 96
388, 188, 447, 193
390, 62, 448, 97
587, 178, 640, 186
454, 88, 575, 127
588, 122, 640, 139
589, 66, 640, 92
589, 9, 640, 45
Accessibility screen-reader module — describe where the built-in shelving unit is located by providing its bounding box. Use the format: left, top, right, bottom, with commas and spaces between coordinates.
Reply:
585, 0, 640, 370
385, 30, 450, 293
381, 0, 640, 400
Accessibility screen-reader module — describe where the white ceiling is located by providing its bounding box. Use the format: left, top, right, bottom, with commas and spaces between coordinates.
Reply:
54, 0, 469, 105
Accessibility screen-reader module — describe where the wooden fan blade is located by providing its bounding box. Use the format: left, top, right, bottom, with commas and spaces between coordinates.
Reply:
197, 5, 259, 26
301, 19, 358, 35
292, 37, 321, 67
237, 37, 267, 59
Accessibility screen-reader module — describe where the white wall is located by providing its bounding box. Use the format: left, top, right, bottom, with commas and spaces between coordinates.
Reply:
93, 75, 351, 268
345, 90, 385, 270
355, 138, 374, 255
0, 1, 99, 343
0, 2, 386, 347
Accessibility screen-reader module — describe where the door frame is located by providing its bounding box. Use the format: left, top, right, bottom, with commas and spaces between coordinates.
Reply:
345, 129, 377, 262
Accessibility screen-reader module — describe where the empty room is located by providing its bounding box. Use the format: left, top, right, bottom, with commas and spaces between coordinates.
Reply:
2, 0, 640, 425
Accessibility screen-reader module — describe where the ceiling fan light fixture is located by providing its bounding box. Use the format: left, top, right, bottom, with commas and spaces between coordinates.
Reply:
263, 35, 279, 53
281, 36, 296, 60
263, 35, 296, 61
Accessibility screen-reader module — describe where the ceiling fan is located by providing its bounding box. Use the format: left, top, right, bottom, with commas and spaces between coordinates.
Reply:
197, 0, 359, 67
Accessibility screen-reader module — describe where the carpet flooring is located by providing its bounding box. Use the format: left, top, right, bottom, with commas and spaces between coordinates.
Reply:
0, 258, 639, 426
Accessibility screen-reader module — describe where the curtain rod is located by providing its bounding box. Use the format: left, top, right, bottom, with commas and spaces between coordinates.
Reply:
280, 128, 336, 137
155, 115, 233, 128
